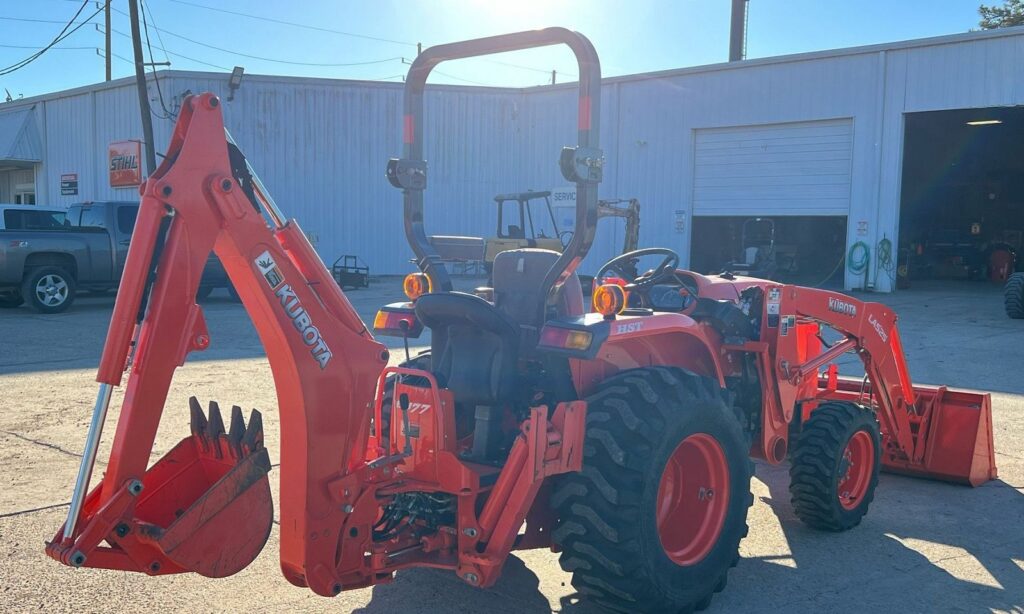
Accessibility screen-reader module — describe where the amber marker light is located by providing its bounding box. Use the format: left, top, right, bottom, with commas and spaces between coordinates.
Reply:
403, 273, 431, 300
593, 283, 626, 318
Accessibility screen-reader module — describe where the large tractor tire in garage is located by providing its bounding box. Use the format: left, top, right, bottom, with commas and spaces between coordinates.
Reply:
1005, 272, 1024, 319
552, 367, 753, 612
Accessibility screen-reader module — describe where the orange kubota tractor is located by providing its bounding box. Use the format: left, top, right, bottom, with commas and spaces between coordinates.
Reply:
48, 29, 996, 613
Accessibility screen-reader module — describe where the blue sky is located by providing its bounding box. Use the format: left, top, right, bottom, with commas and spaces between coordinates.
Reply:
0, 0, 987, 99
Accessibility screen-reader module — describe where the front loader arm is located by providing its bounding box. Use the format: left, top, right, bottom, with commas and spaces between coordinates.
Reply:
774, 287, 916, 454
48, 94, 387, 593
772, 286, 995, 485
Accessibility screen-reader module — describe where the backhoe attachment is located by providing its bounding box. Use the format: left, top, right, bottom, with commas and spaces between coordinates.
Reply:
46, 92, 388, 589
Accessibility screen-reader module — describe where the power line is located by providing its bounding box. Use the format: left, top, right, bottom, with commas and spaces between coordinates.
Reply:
0, 2, 105, 76
99, 4, 403, 68
4, 3, 570, 85
0, 43, 93, 50
168, 0, 417, 47
107, 25, 229, 70
140, 0, 173, 119
432, 69, 492, 87
165, 0, 571, 80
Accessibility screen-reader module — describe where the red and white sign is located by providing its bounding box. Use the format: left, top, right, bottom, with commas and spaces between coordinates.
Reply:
108, 140, 142, 187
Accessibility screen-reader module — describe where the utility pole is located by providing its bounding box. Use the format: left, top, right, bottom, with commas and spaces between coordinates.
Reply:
551, 70, 556, 85
128, 0, 156, 175
104, 0, 111, 81
729, 0, 749, 62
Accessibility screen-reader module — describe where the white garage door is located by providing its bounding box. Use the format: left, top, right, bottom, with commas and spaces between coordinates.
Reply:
693, 119, 853, 216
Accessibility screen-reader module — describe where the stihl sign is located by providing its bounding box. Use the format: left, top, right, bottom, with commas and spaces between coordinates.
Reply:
108, 140, 142, 187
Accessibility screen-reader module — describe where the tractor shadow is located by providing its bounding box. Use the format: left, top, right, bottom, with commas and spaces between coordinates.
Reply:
733, 461, 1024, 612
353, 553, 556, 613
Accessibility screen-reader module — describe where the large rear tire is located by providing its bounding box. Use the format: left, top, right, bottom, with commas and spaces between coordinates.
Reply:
552, 367, 753, 613
1005, 272, 1024, 319
789, 401, 881, 532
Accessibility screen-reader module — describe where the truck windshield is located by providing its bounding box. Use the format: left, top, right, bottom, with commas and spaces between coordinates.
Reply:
3, 209, 66, 230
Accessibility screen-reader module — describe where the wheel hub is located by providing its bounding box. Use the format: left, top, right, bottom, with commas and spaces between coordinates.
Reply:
837, 430, 874, 510
35, 275, 68, 306
656, 433, 730, 566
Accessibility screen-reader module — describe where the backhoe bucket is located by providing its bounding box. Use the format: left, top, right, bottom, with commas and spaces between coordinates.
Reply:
132, 398, 273, 577
888, 383, 997, 486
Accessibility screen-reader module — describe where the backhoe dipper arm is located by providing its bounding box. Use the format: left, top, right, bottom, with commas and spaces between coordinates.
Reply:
49, 94, 387, 593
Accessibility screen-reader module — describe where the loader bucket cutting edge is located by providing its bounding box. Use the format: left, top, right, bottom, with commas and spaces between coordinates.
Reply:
826, 377, 997, 486
131, 398, 273, 577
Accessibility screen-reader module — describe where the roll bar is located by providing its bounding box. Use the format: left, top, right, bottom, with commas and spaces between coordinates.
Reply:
387, 27, 603, 312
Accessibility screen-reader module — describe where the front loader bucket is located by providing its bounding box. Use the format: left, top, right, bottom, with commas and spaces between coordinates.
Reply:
131, 398, 273, 577
888, 384, 998, 486
826, 377, 998, 486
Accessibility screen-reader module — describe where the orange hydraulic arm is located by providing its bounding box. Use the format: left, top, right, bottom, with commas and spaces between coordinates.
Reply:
765, 286, 996, 486
47, 93, 388, 591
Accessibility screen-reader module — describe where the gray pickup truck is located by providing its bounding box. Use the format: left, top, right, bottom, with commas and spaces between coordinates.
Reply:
0, 201, 229, 313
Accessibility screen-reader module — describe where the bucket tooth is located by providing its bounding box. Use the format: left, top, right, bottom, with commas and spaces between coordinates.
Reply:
242, 409, 264, 453
206, 401, 226, 458
228, 405, 245, 457
189, 397, 209, 450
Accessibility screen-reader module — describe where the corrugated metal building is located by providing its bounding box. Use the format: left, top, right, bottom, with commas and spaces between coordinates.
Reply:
2, 26, 1024, 291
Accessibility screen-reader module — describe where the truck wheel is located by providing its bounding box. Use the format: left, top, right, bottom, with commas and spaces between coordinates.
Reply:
1005, 272, 1024, 319
789, 401, 881, 532
553, 367, 752, 613
22, 266, 76, 313
0, 292, 24, 308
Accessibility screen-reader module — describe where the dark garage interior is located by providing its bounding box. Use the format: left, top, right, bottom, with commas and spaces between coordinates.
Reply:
690, 215, 848, 287
899, 107, 1024, 286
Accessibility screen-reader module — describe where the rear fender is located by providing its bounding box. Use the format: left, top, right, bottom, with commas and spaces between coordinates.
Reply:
568, 314, 724, 398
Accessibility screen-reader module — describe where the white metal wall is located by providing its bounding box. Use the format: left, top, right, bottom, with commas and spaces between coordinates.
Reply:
5, 27, 1024, 290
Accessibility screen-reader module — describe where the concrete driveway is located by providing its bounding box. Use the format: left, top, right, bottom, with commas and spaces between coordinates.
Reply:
1, 279, 1021, 613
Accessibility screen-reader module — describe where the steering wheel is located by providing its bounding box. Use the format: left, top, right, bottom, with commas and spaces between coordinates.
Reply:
596, 248, 680, 291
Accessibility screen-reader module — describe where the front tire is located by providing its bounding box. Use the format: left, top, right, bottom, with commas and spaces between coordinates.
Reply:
22, 266, 76, 313
1005, 272, 1024, 319
789, 401, 881, 532
553, 367, 753, 612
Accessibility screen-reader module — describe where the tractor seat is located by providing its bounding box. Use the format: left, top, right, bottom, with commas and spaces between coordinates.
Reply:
414, 292, 519, 407
491, 249, 584, 332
